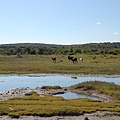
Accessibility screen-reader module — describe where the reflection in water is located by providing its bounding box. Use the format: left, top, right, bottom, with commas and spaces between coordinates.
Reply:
54, 92, 105, 101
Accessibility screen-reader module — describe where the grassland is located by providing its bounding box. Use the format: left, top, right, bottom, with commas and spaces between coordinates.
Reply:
0, 54, 120, 75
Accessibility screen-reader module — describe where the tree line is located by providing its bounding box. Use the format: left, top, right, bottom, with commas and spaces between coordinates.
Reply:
0, 42, 120, 55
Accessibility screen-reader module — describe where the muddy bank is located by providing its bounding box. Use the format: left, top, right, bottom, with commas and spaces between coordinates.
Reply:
0, 111, 120, 120
0, 87, 66, 101
0, 85, 111, 102
0, 73, 120, 78
22, 73, 120, 78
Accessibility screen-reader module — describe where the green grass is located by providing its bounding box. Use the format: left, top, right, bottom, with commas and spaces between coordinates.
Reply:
0, 54, 120, 74
70, 81, 120, 100
0, 91, 120, 118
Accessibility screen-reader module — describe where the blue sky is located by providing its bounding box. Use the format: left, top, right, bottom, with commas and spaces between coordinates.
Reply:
0, 0, 120, 45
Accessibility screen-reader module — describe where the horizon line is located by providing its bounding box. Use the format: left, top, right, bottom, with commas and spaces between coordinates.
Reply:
0, 41, 119, 46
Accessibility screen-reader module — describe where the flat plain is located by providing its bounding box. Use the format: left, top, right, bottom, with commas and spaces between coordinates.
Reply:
0, 54, 119, 75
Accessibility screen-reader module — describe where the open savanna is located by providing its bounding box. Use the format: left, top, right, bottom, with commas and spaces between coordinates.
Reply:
0, 54, 120, 74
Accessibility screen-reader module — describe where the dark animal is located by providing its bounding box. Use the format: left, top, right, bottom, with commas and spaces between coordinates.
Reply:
93, 56, 96, 60
52, 57, 56, 62
68, 55, 74, 61
71, 57, 78, 63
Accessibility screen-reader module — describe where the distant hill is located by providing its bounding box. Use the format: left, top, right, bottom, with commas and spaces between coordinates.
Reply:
0, 42, 120, 55
0, 43, 63, 48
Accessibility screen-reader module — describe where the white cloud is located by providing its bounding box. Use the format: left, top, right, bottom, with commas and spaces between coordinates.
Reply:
113, 32, 118, 35
95, 22, 102, 25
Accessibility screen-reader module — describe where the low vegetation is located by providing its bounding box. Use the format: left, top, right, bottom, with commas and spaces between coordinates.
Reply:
70, 81, 120, 100
0, 54, 120, 74
0, 81, 120, 118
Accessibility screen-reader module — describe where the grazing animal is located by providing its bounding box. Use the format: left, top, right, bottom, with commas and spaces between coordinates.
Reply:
68, 55, 74, 61
71, 57, 78, 63
93, 56, 96, 60
80, 58, 83, 62
52, 57, 56, 62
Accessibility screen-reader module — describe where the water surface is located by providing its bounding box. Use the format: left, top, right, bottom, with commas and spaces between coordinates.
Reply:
54, 91, 105, 101
0, 75, 120, 92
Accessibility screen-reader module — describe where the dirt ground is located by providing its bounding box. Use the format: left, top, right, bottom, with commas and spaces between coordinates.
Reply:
0, 111, 120, 120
